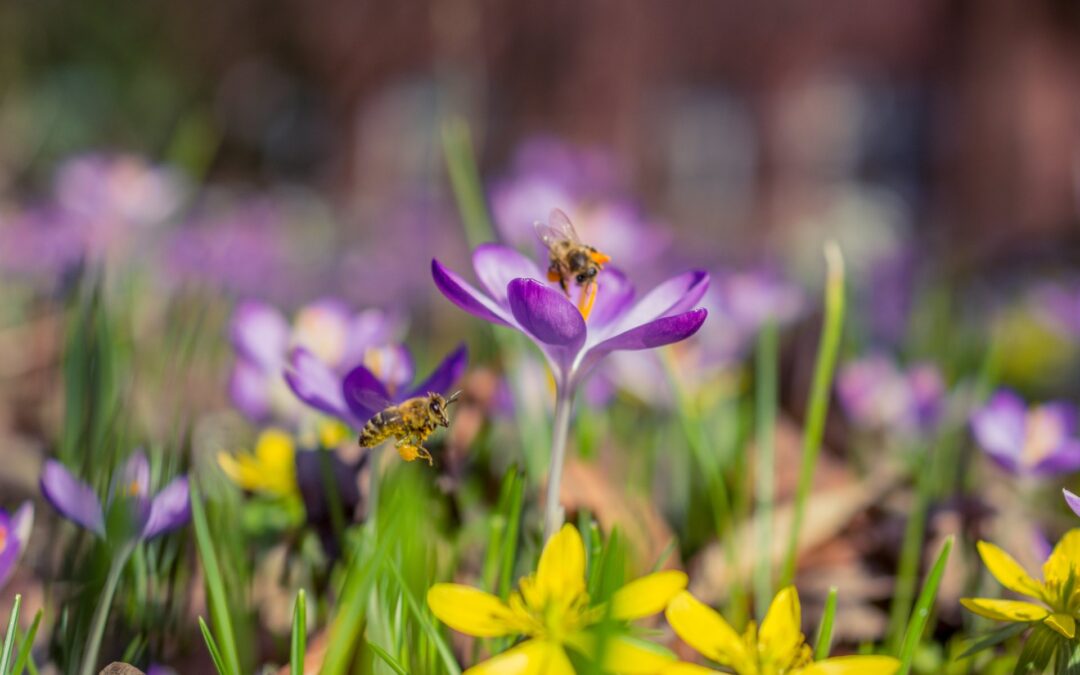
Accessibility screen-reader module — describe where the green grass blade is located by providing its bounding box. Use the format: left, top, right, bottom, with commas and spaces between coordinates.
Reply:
886, 458, 934, 653
897, 536, 954, 675
384, 561, 462, 675
781, 243, 846, 586
442, 118, 495, 247
291, 589, 307, 675
754, 321, 779, 620
498, 468, 525, 599
198, 617, 229, 675
11, 608, 42, 675
813, 586, 838, 660
367, 642, 409, 675
0, 594, 23, 675
191, 481, 242, 675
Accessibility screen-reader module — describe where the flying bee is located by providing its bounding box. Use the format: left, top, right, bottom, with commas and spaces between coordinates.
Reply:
358, 391, 461, 466
534, 208, 611, 318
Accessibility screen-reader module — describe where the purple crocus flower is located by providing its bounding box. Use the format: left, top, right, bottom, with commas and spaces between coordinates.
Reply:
285, 342, 468, 429
0, 502, 34, 589
1032, 282, 1080, 339
229, 298, 402, 422
837, 353, 945, 436
40, 453, 190, 541
432, 244, 707, 391
970, 389, 1080, 476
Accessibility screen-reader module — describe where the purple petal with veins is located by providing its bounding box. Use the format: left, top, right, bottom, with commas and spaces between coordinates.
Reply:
473, 244, 544, 303
432, 259, 514, 326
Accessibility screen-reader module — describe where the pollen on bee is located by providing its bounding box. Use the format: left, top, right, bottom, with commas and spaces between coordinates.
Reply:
589, 250, 611, 266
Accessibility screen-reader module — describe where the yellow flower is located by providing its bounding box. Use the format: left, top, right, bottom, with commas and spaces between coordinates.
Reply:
217, 428, 299, 499
960, 529, 1080, 639
663, 587, 900, 675
427, 524, 687, 674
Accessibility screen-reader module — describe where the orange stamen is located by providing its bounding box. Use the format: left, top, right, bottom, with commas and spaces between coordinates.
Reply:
0, 525, 7, 551
577, 282, 598, 320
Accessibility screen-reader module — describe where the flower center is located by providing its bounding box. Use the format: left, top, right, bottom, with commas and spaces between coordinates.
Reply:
577, 282, 598, 320
0, 525, 7, 552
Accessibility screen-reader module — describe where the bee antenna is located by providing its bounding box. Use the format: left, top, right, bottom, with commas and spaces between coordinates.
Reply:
447, 390, 462, 405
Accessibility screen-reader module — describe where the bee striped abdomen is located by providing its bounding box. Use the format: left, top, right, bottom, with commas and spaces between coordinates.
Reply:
358, 410, 400, 447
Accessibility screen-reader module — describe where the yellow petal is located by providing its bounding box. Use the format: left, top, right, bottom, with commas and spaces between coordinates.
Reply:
665, 591, 750, 670
760, 586, 804, 664
661, 664, 719, 675
610, 570, 688, 621
255, 428, 296, 472
1045, 613, 1076, 639
800, 655, 901, 675
1043, 529, 1080, 588
959, 598, 1049, 623
426, 584, 518, 638
466, 640, 573, 675
217, 451, 260, 489
976, 541, 1044, 599
565, 633, 675, 674
535, 524, 586, 604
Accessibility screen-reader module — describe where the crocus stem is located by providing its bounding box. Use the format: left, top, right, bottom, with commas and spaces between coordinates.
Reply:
543, 386, 574, 540
80, 541, 135, 675
754, 321, 778, 621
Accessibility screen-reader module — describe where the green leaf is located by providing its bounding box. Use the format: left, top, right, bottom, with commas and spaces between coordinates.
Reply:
442, 118, 495, 247
957, 622, 1029, 660
1013, 624, 1056, 674
291, 589, 306, 675
11, 609, 43, 675
897, 536, 953, 675
0, 594, 23, 675
198, 617, 229, 675
191, 481, 242, 675
813, 586, 838, 660
383, 560, 462, 675
367, 642, 409, 675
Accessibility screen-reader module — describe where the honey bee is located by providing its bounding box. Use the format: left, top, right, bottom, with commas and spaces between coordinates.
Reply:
358, 391, 461, 466
535, 209, 611, 317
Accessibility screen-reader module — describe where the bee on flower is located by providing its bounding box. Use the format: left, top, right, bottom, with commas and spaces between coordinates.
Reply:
427, 524, 687, 674
663, 587, 899, 675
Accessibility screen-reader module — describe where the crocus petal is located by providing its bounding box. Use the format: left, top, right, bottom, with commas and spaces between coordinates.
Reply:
142, 477, 190, 539
432, 259, 513, 326
1064, 489, 1080, 518
586, 267, 636, 329
285, 347, 351, 421
579, 310, 707, 382
473, 244, 544, 303
800, 656, 901, 675
1043, 529, 1080, 587
760, 586, 802, 666
120, 451, 151, 498
342, 364, 392, 422
465, 639, 572, 675
0, 533, 17, 589
1046, 613, 1076, 639
343, 309, 402, 366
1031, 441, 1080, 475
405, 343, 468, 400
426, 584, 518, 638
228, 360, 272, 420
508, 279, 587, 378
665, 591, 750, 670
10, 502, 34, 551
40, 460, 105, 536
604, 270, 709, 338
229, 300, 289, 371
970, 390, 1027, 465
508, 279, 587, 348
609, 570, 688, 620
535, 523, 587, 604
566, 634, 675, 674
959, 598, 1049, 622
975, 541, 1043, 599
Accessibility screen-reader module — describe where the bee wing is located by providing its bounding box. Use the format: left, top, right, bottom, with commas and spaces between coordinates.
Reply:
348, 388, 397, 421
533, 208, 582, 249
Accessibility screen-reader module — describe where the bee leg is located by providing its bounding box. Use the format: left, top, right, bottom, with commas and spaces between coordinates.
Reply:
416, 445, 434, 466
577, 281, 598, 320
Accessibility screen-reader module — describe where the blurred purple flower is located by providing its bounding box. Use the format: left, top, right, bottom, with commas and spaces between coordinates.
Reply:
0, 502, 34, 589
490, 137, 670, 269
54, 154, 185, 232
432, 244, 707, 390
1065, 489, 1080, 519
229, 298, 402, 423
40, 452, 190, 541
286, 343, 467, 428
971, 390, 1080, 476
0, 206, 85, 284
1031, 282, 1080, 338
837, 353, 945, 436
